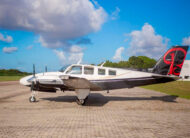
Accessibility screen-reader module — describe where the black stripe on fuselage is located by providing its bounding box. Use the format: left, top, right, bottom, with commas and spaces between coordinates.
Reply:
90, 76, 175, 90
32, 76, 176, 92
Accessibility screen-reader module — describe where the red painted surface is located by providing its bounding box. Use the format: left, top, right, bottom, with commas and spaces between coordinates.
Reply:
163, 48, 187, 76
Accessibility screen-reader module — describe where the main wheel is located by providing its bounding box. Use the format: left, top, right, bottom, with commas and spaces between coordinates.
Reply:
76, 99, 85, 105
29, 96, 36, 102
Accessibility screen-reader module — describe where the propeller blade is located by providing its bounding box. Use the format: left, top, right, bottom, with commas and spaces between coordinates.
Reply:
33, 64, 35, 77
31, 81, 34, 91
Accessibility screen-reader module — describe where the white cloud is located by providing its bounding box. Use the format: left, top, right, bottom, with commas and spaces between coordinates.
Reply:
54, 50, 66, 62
127, 23, 169, 59
70, 45, 84, 53
111, 7, 120, 20
3, 47, 18, 53
182, 36, 190, 45
0, 33, 13, 43
113, 47, 125, 61
54, 45, 84, 65
68, 52, 84, 63
0, 0, 107, 48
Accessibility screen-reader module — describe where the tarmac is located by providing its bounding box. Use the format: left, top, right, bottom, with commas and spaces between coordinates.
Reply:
0, 81, 190, 138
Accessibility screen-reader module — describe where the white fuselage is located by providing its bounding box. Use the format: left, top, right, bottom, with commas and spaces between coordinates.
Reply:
20, 64, 153, 86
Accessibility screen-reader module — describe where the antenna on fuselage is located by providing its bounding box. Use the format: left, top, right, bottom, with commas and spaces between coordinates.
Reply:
100, 61, 106, 67
77, 59, 82, 65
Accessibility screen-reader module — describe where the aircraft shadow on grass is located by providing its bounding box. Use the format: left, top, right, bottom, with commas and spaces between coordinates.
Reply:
41, 93, 178, 106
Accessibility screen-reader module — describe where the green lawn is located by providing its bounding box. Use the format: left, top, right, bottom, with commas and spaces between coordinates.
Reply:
141, 81, 190, 99
0, 76, 25, 82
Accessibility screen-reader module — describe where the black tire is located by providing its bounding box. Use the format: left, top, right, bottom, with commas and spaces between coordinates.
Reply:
29, 96, 36, 102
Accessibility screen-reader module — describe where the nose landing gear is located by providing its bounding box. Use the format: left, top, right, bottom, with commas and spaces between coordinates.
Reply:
29, 81, 37, 102
29, 96, 36, 102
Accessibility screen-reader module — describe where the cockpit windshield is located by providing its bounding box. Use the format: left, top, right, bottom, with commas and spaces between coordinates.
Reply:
59, 65, 70, 72
66, 65, 82, 74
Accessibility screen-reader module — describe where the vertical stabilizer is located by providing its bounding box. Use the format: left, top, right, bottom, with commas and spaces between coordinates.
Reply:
153, 46, 189, 76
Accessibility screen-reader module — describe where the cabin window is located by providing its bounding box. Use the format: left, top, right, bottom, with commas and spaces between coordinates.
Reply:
98, 69, 105, 75
109, 70, 116, 75
66, 66, 82, 74
84, 67, 94, 75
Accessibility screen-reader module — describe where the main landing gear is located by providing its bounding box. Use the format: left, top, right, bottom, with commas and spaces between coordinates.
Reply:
76, 96, 88, 105
75, 89, 90, 106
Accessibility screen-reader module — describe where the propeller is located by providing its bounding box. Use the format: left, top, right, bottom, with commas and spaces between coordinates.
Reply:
31, 64, 36, 91
33, 64, 36, 77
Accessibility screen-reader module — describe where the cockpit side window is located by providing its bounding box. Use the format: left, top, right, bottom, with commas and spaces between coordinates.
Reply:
109, 70, 116, 75
59, 65, 70, 72
98, 68, 105, 75
84, 67, 94, 75
66, 66, 82, 74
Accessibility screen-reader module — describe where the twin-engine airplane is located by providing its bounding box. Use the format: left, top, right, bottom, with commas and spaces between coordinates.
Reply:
20, 46, 189, 105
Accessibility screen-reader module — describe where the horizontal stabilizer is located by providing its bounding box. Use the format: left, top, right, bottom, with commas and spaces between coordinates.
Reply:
152, 74, 180, 80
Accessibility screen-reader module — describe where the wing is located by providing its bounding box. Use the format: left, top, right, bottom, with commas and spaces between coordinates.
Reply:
62, 74, 180, 91
63, 77, 102, 91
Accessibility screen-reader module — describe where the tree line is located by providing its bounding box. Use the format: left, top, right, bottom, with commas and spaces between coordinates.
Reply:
0, 69, 31, 76
102, 56, 157, 69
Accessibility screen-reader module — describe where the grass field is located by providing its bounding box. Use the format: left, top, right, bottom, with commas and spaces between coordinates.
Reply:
0, 76, 24, 82
141, 81, 190, 99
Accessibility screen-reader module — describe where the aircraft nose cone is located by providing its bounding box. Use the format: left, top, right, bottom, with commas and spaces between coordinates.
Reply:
20, 76, 27, 85
20, 75, 33, 86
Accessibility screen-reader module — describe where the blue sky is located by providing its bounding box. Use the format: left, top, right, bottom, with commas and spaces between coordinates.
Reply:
0, 0, 190, 72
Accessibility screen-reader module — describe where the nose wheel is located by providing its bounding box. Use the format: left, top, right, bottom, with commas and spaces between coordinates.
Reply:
29, 96, 36, 102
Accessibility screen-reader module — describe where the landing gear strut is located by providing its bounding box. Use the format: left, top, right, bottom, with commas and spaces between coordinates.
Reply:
29, 81, 37, 102
75, 89, 90, 106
